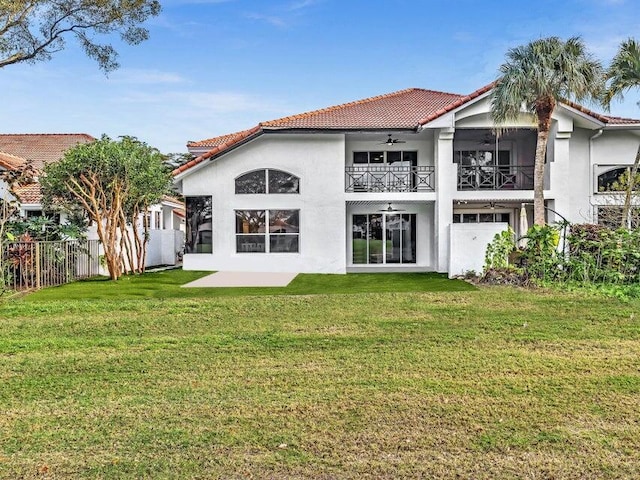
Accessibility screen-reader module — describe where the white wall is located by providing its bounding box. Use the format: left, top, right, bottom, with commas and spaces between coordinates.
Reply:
449, 223, 509, 278
182, 134, 347, 273
146, 229, 184, 267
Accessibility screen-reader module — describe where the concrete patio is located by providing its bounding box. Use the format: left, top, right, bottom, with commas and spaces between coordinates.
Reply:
181, 271, 298, 288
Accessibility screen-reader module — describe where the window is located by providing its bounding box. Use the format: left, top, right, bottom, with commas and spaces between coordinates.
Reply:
235, 169, 299, 194
236, 209, 299, 253
453, 212, 510, 223
185, 196, 212, 253
597, 167, 638, 192
352, 214, 416, 264
154, 211, 162, 230
597, 206, 640, 229
454, 150, 510, 168
353, 151, 417, 167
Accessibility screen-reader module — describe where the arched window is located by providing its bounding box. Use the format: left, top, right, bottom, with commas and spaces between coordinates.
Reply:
598, 167, 630, 192
235, 169, 299, 194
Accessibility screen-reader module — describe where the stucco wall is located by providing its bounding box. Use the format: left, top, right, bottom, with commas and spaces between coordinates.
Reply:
182, 134, 347, 273
449, 223, 509, 278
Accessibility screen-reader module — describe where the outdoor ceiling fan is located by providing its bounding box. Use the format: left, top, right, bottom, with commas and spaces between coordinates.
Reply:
379, 134, 406, 145
483, 202, 507, 210
378, 203, 406, 213
478, 133, 496, 147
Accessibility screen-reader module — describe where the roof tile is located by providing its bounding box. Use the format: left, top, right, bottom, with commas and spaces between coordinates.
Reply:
0, 134, 95, 171
176, 84, 640, 177
13, 183, 42, 204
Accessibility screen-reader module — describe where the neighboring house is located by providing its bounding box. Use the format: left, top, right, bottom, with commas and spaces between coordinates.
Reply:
172, 85, 640, 276
0, 134, 95, 216
0, 134, 184, 268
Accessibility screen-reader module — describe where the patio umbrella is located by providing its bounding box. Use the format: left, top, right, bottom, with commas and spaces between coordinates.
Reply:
518, 203, 529, 248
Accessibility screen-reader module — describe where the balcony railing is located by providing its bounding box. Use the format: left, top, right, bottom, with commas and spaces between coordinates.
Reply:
457, 164, 534, 190
345, 165, 435, 193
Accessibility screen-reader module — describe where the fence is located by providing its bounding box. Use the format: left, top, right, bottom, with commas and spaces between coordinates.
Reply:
2, 240, 100, 291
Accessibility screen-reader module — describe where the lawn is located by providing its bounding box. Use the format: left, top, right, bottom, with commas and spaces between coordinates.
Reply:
21, 269, 475, 301
1, 275, 639, 478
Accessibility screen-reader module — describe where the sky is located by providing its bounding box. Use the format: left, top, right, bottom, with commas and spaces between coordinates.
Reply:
1, 0, 640, 154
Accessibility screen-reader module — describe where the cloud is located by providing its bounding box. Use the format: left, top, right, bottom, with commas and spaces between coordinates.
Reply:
120, 90, 280, 114
288, 0, 320, 11
245, 13, 288, 28
109, 68, 187, 85
245, 0, 321, 27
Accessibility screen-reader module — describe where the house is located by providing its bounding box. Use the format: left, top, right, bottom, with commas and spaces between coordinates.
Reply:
0, 134, 185, 268
172, 85, 640, 276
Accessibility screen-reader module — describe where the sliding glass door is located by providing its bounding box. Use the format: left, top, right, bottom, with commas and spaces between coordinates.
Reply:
352, 214, 416, 265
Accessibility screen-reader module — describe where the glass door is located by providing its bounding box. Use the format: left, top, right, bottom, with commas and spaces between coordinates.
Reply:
352, 213, 416, 264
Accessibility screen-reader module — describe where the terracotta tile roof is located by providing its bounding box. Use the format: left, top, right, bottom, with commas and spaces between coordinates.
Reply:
562, 100, 640, 125
175, 83, 640, 177
261, 88, 464, 129
187, 129, 257, 148
175, 88, 468, 176
0, 151, 26, 170
161, 194, 184, 206
174, 126, 262, 175
417, 83, 495, 125
13, 183, 42, 204
0, 134, 95, 171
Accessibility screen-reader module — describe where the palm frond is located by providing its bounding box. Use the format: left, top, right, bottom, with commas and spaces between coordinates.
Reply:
603, 38, 640, 108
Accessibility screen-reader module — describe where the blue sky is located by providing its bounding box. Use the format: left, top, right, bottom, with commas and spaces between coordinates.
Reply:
1, 0, 639, 154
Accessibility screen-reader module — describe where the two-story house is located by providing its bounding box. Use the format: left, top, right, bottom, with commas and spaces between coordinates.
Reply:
172, 84, 640, 276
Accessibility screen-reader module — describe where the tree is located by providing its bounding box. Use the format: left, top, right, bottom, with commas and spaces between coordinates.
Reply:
491, 37, 604, 225
0, 0, 161, 72
41, 135, 171, 280
602, 38, 640, 229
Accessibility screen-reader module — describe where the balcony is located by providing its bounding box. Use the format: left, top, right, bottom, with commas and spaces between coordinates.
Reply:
345, 165, 435, 193
457, 165, 534, 190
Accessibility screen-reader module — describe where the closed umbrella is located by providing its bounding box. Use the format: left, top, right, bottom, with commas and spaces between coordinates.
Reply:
519, 203, 529, 248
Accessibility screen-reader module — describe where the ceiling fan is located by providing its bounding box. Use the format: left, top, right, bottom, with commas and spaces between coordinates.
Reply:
483, 202, 507, 210
379, 134, 406, 146
478, 133, 496, 147
378, 203, 406, 213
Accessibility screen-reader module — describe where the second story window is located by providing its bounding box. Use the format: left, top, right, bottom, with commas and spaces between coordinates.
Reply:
235, 169, 300, 194
353, 151, 417, 168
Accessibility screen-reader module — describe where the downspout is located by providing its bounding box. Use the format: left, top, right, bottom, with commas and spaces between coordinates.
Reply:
589, 129, 603, 222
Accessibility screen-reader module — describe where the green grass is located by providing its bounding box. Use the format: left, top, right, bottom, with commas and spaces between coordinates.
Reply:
1, 277, 640, 478
21, 269, 474, 301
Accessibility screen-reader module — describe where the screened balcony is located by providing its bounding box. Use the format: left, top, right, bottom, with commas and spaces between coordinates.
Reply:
454, 128, 536, 191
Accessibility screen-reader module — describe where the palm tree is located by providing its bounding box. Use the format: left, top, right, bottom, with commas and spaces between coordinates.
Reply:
603, 38, 640, 229
491, 37, 604, 225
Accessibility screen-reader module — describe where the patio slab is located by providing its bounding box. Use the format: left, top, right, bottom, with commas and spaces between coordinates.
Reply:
182, 271, 298, 288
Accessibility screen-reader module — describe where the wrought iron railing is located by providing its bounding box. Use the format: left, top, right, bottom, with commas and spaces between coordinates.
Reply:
457, 165, 534, 190
345, 165, 435, 192
1, 240, 100, 292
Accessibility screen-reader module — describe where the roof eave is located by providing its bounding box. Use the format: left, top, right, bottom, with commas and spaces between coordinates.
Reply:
172, 126, 263, 180
417, 82, 495, 127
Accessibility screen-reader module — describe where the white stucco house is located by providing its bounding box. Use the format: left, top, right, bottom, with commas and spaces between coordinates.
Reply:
172, 84, 640, 276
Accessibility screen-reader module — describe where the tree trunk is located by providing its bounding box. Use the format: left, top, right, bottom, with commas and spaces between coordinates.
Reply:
621, 144, 640, 229
534, 98, 555, 226
533, 128, 550, 225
